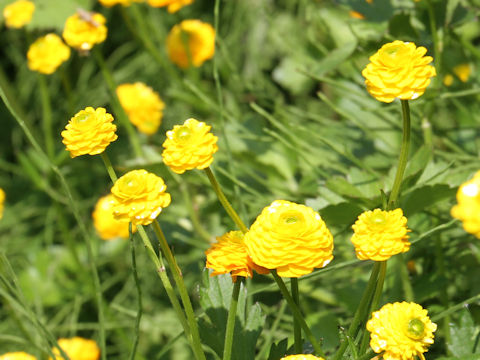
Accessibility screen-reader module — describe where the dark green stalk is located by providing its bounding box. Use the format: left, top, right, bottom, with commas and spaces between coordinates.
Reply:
101, 152, 117, 182
128, 224, 142, 360
291, 278, 302, 353
426, 0, 441, 74
222, 280, 241, 360
38, 74, 54, 159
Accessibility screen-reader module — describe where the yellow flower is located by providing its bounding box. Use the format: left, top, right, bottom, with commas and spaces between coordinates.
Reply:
281, 356, 325, 360
147, 0, 193, 13
111, 169, 171, 226
453, 63, 471, 83
98, 0, 142, 7
27, 34, 71, 75
3, 0, 34, 28
166, 19, 215, 68
349, 10, 365, 19
0, 188, 5, 220
362, 41, 436, 103
51, 337, 100, 360
451, 171, 480, 239
443, 74, 454, 87
244, 200, 334, 278
162, 118, 218, 174
62, 11, 107, 51
0, 352, 36, 360
367, 302, 436, 360
116, 82, 165, 135
351, 208, 410, 261
62, 107, 118, 158
205, 231, 269, 282
93, 194, 137, 240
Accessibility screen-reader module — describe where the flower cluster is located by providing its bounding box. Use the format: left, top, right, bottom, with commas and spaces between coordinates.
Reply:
0, 188, 5, 220
362, 41, 436, 103
0, 353, 36, 360
166, 20, 215, 68
162, 118, 218, 173
281, 356, 324, 360
51, 337, 100, 360
116, 82, 165, 135
367, 302, 436, 360
110, 169, 171, 226
148, 0, 194, 13
3, 0, 35, 28
93, 194, 137, 240
62, 11, 107, 51
351, 208, 410, 261
244, 200, 334, 277
205, 231, 269, 281
61, 107, 118, 158
451, 171, 480, 238
27, 34, 71, 74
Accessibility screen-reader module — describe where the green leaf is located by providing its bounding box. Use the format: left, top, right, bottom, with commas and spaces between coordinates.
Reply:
447, 310, 480, 357
401, 184, 456, 216
267, 338, 289, 360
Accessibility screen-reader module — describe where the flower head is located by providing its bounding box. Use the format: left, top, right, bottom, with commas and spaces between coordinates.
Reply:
351, 208, 410, 261
0, 352, 36, 360
244, 200, 334, 278
147, 0, 193, 13
62, 107, 118, 158
3, 0, 34, 28
0, 188, 5, 220
27, 34, 71, 75
166, 19, 215, 68
111, 169, 171, 226
50, 337, 100, 360
362, 41, 436, 103
453, 63, 471, 83
116, 82, 165, 135
205, 231, 269, 282
451, 171, 480, 238
367, 302, 436, 360
281, 356, 325, 360
162, 118, 218, 174
62, 11, 107, 51
99, 0, 142, 7
93, 194, 137, 240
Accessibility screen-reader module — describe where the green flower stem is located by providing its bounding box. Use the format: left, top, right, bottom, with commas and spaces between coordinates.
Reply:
128, 224, 142, 360
387, 100, 411, 210
291, 278, 302, 353
38, 74, 54, 159
397, 253, 414, 302
333, 262, 381, 360
204, 167, 248, 234
435, 237, 452, 354
0, 82, 107, 360
223, 279, 241, 360
92, 48, 143, 158
271, 271, 325, 357
100, 152, 118, 182
152, 220, 207, 360
426, 0, 441, 75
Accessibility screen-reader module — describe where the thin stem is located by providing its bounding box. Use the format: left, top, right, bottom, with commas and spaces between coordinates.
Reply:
333, 262, 381, 360
388, 100, 411, 209
222, 280, 241, 360
291, 278, 302, 353
204, 167, 248, 234
152, 221, 207, 360
397, 253, 414, 302
101, 152, 118, 182
426, 0, 441, 75
271, 271, 325, 357
92, 48, 143, 158
128, 224, 142, 360
38, 74, 54, 159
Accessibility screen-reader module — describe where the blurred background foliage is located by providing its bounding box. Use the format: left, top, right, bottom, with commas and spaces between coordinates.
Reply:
1, 0, 480, 358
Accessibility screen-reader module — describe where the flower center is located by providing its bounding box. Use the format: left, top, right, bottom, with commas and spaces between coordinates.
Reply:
279, 210, 304, 226
407, 318, 425, 340
73, 112, 92, 124
174, 126, 192, 142
369, 212, 386, 226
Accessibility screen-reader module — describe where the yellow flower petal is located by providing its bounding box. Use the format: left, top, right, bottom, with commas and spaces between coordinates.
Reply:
93, 194, 137, 240
50, 337, 100, 360
451, 171, 480, 239
27, 34, 71, 75
281, 356, 325, 360
0, 352, 36, 360
3, 0, 34, 29
147, 0, 193, 12
62, 11, 107, 51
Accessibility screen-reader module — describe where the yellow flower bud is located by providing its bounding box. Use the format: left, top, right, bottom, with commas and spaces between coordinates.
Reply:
281, 356, 325, 360
111, 169, 171, 226
451, 171, 480, 239
27, 34, 71, 75
93, 194, 137, 240
244, 200, 334, 278
0, 188, 5, 220
351, 208, 410, 261
147, 0, 193, 13
453, 63, 471, 83
0, 352, 36, 360
3, 0, 34, 29
162, 118, 218, 174
62, 11, 107, 51
205, 231, 269, 282
362, 41, 436, 103
116, 82, 165, 135
98, 0, 142, 7
61, 107, 118, 158
366, 302, 436, 360
166, 19, 215, 68
50, 337, 100, 360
